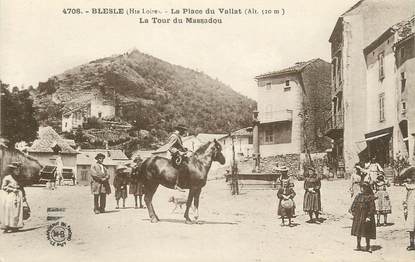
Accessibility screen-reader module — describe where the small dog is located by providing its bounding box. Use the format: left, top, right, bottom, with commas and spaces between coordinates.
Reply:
169, 196, 194, 213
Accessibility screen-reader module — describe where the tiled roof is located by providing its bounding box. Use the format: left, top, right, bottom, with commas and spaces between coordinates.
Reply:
63, 139, 76, 147
231, 127, 252, 137
28, 126, 78, 154
255, 59, 320, 79
364, 16, 415, 55
393, 16, 415, 42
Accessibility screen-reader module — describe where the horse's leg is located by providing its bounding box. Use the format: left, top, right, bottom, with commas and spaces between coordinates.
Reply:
184, 189, 194, 224
193, 188, 202, 222
144, 183, 159, 223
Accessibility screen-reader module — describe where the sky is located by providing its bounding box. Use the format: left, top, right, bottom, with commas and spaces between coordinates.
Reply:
0, 0, 360, 100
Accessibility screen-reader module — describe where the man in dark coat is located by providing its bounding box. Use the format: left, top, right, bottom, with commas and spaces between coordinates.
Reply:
164, 124, 188, 191
90, 153, 111, 214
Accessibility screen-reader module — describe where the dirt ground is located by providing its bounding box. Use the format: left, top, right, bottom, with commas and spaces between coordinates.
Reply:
0, 177, 414, 262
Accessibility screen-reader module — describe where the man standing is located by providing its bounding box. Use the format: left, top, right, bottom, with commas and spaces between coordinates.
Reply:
165, 124, 188, 191
90, 153, 111, 214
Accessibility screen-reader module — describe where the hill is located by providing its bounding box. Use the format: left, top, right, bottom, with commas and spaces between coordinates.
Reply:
33, 49, 256, 149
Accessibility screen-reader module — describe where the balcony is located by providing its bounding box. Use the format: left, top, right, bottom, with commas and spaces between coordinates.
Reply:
259, 110, 293, 124
325, 114, 344, 139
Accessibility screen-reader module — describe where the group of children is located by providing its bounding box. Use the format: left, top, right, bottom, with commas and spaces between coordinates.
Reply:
113, 157, 145, 209
349, 160, 415, 252
275, 166, 322, 227
275, 159, 415, 253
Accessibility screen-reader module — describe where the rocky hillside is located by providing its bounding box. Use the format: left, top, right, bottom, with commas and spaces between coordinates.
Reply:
33, 49, 256, 136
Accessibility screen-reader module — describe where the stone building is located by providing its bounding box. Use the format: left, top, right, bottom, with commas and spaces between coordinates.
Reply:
255, 58, 331, 157
61, 96, 115, 132
325, 0, 415, 176
362, 16, 415, 166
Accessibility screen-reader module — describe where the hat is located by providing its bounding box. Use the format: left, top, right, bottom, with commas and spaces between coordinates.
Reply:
175, 124, 188, 131
275, 166, 289, 172
95, 153, 106, 160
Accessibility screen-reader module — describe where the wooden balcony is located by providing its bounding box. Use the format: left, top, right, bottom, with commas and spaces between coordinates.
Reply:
324, 114, 344, 139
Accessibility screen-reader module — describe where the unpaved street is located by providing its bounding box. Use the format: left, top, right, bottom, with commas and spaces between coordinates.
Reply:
0, 178, 414, 262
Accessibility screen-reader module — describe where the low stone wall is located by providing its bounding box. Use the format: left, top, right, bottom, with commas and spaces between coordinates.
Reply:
235, 152, 330, 180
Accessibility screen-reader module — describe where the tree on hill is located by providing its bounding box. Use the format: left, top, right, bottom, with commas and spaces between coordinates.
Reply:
1, 82, 39, 147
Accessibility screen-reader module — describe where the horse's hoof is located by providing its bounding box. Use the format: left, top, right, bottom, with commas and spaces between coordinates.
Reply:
151, 217, 159, 223
185, 220, 193, 224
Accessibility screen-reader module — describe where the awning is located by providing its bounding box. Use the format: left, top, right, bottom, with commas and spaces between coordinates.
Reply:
356, 133, 390, 144
364, 133, 389, 142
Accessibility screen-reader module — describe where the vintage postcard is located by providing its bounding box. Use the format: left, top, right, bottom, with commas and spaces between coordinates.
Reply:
0, 0, 414, 261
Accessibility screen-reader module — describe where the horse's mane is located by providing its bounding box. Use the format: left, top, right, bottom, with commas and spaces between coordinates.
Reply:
195, 141, 212, 155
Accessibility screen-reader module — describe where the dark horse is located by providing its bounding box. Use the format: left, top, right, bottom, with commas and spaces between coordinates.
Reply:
0, 144, 42, 186
140, 139, 226, 223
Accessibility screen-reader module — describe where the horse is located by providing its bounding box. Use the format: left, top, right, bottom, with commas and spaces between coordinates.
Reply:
140, 139, 226, 223
0, 144, 43, 186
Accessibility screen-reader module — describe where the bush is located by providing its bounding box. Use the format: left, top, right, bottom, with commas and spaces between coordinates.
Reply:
84, 117, 104, 129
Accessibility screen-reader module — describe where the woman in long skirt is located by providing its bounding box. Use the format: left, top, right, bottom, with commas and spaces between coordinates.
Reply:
350, 182, 376, 253
0, 164, 26, 233
403, 174, 415, 251
303, 168, 322, 223
277, 180, 296, 226
373, 174, 391, 226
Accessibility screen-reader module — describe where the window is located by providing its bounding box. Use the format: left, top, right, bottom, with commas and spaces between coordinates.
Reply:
378, 52, 385, 80
65, 123, 68, 128
98, 112, 102, 118
265, 127, 274, 143
266, 82, 271, 90
248, 136, 253, 144
402, 101, 407, 115
379, 93, 385, 122
284, 80, 291, 92
337, 57, 342, 83
401, 72, 406, 93
401, 47, 405, 60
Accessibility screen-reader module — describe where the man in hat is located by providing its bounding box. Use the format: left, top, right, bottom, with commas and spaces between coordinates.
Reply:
90, 153, 111, 214
165, 124, 189, 191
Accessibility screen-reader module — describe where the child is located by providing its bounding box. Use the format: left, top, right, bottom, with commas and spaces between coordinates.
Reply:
403, 173, 415, 251
350, 163, 363, 199
129, 156, 145, 209
277, 180, 296, 226
303, 167, 322, 223
113, 165, 129, 209
350, 182, 376, 253
373, 174, 391, 226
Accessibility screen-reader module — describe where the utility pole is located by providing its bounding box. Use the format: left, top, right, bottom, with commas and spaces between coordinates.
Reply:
231, 134, 239, 195
252, 110, 260, 173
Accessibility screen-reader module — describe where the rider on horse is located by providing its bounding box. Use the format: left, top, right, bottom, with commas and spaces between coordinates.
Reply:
166, 124, 189, 191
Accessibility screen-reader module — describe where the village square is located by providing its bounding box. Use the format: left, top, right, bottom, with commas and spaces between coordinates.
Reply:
0, 0, 415, 261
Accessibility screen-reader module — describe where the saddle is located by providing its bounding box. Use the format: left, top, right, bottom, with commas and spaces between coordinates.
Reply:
171, 152, 189, 168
